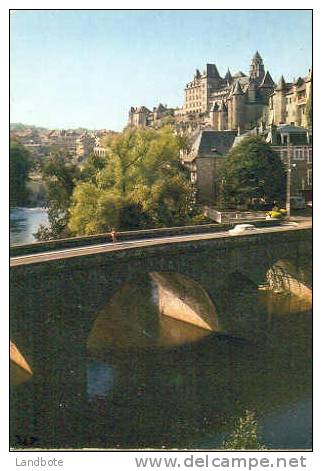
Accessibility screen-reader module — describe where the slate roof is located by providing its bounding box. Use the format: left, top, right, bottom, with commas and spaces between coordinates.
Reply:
277, 124, 308, 134
253, 51, 263, 61
184, 130, 237, 162
233, 125, 309, 149
275, 76, 286, 91
259, 71, 275, 88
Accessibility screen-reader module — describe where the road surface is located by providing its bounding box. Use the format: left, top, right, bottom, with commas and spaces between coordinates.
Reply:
10, 220, 311, 268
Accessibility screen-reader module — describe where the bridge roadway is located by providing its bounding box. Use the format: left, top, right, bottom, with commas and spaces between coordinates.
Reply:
10, 220, 310, 267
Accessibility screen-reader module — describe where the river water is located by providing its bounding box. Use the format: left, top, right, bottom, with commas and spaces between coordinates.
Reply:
84, 277, 312, 450
10, 207, 49, 245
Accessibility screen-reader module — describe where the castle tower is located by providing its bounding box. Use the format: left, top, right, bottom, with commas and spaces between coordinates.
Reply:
258, 71, 275, 103
218, 101, 228, 131
249, 51, 265, 83
247, 78, 257, 103
231, 81, 245, 131
273, 76, 287, 124
209, 102, 220, 129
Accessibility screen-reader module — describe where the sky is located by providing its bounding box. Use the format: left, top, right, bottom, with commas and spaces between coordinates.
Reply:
10, 10, 312, 131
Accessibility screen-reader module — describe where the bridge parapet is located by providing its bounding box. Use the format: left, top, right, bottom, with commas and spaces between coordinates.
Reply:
10, 219, 281, 257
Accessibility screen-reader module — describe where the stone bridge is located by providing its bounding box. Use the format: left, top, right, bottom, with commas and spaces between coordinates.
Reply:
10, 227, 312, 448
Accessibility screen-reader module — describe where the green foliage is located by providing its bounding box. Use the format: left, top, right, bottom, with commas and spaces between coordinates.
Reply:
221, 136, 286, 208
34, 151, 80, 240
222, 410, 266, 450
10, 141, 31, 206
68, 127, 199, 236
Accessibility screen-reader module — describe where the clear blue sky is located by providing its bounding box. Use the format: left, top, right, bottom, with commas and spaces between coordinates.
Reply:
10, 10, 312, 131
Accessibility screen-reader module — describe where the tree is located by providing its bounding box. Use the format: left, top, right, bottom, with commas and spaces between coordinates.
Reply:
68, 183, 121, 235
10, 141, 31, 206
68, 126, 199, 235
34, 151, 80, 240
220, 136, 286, 208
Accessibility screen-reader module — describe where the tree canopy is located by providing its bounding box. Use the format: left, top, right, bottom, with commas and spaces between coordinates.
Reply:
34, 151, 80, 240
10, 141, 31, 206
68, 126, 198, 236
220, 136, 286, 207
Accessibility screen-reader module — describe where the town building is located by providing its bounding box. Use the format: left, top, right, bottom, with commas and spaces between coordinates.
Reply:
268, 70, 312, 128
127, 52, 312, 138
180, 51, 275, 133
180, 129, 237, 202
93, 139, 107, 158
267, 124, 312, 201
182, 123, 312, 205
44, 129, 81, 155
128, 104, 175, 128
75, 133, 96, 162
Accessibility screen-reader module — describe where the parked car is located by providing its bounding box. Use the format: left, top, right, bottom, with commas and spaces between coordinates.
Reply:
290, 196, 306, 210
228, 224, 256, 235
307, 201, 312, 208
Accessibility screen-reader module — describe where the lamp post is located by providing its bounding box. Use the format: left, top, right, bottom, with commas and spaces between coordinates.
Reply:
286, 138, 296, 219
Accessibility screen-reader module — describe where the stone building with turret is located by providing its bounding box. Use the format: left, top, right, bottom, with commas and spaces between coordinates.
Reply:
180, 51, 275, 133
268, 70, 312, 128
127, 52, 312, 135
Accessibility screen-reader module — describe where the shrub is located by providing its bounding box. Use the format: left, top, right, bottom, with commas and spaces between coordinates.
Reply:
222, 410, 266, 450
266, 207, 287, 219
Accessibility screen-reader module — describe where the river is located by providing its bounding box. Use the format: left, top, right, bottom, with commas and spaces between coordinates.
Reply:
10, 207, 49, 245
83, 277, 312, 450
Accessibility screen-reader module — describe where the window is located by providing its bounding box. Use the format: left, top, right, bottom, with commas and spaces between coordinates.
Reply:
294, 148, 304, 160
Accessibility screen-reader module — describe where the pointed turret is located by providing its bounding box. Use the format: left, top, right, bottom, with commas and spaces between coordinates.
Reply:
276, 75, 286, 91
249, 51, 265, 82
295, 77, 304, 86
306, 68, 312, 82
253, 50, 262, 61
225, 68, 232, 84
232, 81, 243, 95
206, 64, 221, 79
259, 71, 275, 88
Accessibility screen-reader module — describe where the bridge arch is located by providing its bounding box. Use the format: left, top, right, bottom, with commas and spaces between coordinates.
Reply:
87, 271, 220, 356
266, 259, 312, 301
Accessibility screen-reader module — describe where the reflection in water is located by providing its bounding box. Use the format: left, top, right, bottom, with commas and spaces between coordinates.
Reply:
87, 273, 218, 354
10, 341, 33, 386
10, 207, 49, 245
85, 273, 312, 450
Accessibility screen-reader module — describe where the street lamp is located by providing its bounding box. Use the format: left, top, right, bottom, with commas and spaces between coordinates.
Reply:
286, 139, 296, 219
